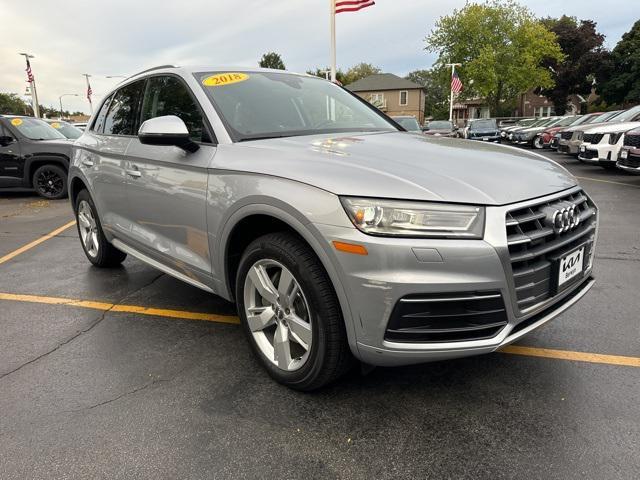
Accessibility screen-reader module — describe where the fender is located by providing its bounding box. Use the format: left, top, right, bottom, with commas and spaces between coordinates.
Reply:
215, 201, 362, 359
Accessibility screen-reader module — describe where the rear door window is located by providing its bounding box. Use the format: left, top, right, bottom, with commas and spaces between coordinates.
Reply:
141, 76, 212, 143
103, 80, 145, 136
92, 94, 113, 133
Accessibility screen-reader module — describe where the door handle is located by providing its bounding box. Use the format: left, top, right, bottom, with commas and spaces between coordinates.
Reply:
126, 168, 142, 178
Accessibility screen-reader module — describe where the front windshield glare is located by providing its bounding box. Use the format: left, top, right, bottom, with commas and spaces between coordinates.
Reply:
196, 71, 397, 141
471, 119, 496, 129
9, 118, 66, 140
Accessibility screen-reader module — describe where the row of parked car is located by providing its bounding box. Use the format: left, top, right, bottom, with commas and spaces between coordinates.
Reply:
499, 106, 640, 174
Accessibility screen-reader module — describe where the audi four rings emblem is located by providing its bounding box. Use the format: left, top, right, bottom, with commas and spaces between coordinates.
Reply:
543, 203, 580, 234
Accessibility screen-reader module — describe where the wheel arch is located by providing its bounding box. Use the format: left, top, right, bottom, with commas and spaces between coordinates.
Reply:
25, 155, 69, 187
217, 204, 361, 357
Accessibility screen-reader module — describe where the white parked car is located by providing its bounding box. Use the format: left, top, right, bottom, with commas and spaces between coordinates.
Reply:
577, 121, 640, 169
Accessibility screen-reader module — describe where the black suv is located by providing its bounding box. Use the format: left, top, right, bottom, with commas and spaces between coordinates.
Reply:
0, 115, 73, 199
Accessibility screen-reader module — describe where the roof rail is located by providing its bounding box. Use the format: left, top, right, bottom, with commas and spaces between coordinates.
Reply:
125, 64, 178, 81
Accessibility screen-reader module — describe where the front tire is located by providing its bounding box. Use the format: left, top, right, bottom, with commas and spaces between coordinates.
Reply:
33, 164, 68, 199
236, 232, 352, 391
533, 136, 544, 149
75, 189, 127, 267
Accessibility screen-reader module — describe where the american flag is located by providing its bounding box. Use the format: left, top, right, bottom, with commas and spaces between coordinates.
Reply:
335, 0, 375, 14
86, 81, 93, 103
451, 72, 463, 94
25, 58, 35, 83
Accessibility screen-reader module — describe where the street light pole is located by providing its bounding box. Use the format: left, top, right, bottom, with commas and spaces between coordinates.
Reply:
446, 63, 462, 123
58, 94, 79, 120
19, 53, 40, 118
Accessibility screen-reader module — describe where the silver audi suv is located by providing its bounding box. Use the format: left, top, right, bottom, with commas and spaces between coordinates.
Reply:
69, 66, 598, 390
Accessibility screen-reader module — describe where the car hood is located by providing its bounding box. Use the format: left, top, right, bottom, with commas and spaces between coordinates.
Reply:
586, 121, 640, 134
220, 132, 577, 206
22, 138, 73, 157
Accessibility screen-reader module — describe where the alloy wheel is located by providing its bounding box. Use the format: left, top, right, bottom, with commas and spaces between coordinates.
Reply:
243, 259, 313, 371
35, 168, 64, 198
77, 200, 100, 258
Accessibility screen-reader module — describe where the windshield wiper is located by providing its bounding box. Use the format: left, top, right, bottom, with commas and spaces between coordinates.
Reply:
238, 134, 295, 142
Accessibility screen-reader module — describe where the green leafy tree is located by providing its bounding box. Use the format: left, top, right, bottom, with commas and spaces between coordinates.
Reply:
306, 67, 346, 84
425, 0, 564, 116
405, 68, 450, 119
597, 20, 640, 106
0, 93, 30, 115
259, 52, 286, 70
342, 62, 381, 85
539, 16, 609, 114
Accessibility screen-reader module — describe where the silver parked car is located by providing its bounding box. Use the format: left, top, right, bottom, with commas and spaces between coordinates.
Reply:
69, 66, 598, 390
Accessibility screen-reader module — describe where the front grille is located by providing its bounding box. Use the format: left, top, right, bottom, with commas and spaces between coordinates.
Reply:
385, 291, 508, 342
505, 189, 597, 312
623, 133, 640, 148
583, 133, 604, 144
560, 131, 573, 140
619, 153, 640, 168
580, 148, 598, 159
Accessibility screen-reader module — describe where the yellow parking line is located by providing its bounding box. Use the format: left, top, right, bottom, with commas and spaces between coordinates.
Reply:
0, 292, 240, 325
0, 220, 77, 266
500, 345, 640, 367
575, 176, 640, 189
0, 291, 638, 367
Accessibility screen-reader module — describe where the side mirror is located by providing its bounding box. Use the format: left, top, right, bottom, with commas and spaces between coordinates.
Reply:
0, 135, 14, 147
138, 115, 199, 153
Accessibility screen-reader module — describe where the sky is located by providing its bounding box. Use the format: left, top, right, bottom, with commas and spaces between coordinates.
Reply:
1, 0, 637, 115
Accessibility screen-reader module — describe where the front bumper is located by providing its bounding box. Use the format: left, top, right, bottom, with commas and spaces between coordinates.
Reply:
617, 149, 640, 174
578, 143, 619, 165
469, 135, 501, 143
557, 138, 581, 154
315, 187, 598, 366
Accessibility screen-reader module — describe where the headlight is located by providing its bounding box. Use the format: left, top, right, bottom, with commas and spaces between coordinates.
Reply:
609, 132, 623, 145
340, 197, 485, 238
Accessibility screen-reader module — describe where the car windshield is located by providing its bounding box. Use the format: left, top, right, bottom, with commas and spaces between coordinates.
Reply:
469, 119, 496, 130
611, 105, 640, 123
597, 110, 623, 122
48, 121, 82, 139
570, 115, 597, 126
555, 116, 578, 127
394, 117, 421, 131
427, 121, 452, 130
7, 117, 66, 140
196, 71, 397, 141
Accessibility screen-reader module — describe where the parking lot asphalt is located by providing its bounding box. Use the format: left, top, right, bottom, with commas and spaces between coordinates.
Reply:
1, 150, 639, 479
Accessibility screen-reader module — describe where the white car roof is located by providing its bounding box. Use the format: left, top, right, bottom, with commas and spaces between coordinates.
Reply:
588, 121, 640, 134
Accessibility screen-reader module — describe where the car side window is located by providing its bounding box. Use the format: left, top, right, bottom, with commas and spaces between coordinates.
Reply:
92, 94, 114, 133
141, 76, 212, 143
103, 80, 145, 136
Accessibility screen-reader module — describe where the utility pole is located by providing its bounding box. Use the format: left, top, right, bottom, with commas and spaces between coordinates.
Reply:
446, 63, 462, 123
59, 94, 78, 120
19, 53, 40, 118
329, 0, 336, 82
82, 74, 93, 114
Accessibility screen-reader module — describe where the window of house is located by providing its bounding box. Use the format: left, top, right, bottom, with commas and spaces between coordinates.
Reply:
141, 76, 212, 143
370, 93, 384, 106
399, 90, 408, 106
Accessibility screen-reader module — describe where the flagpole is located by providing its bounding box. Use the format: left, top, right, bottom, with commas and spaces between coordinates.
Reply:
19, 53, 40, 118
82, 73, 93, 114
330, 0, 336, 82
446, 62, 461, 123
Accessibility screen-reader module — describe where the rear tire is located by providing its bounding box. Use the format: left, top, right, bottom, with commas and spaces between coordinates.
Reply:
74, 189, 127, 267
236, 232, 352, 391
32, 164, 68, 199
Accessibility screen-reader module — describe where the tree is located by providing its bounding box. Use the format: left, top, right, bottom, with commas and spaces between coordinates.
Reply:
539, 16, 609, 114
0, 93, 30, 115
342, 62, 381, 85
425, 0, 564, 116
597, 20, 640, 106
405, 68, 450, 119
259, 52, 286, 70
